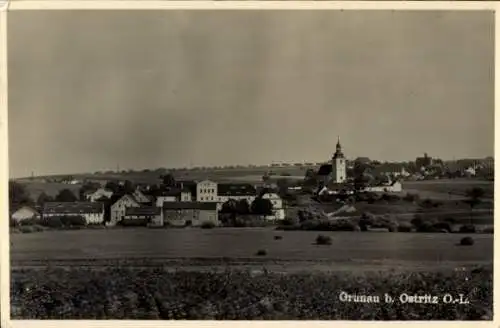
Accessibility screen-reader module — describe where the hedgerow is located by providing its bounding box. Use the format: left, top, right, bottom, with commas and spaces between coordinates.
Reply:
11, 266, 492, 320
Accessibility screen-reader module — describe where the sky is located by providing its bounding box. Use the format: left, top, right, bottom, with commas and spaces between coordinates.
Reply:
8, 10, 495, 178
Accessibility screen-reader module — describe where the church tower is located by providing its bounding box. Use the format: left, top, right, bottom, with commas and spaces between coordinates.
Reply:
332, 136, 347, 183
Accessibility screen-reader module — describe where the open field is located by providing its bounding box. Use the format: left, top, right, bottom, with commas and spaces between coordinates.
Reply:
17, 181, 81, 200
11, 228, 493, 267
11, 265, 493, 320
402, 179, 494, 199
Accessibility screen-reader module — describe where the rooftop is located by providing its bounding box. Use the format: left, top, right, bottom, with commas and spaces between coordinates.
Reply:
163, 202, 217, 211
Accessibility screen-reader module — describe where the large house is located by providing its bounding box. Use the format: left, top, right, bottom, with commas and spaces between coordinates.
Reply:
110, 194, 140, 225
43, 202, 104, 224
196, 180, 218, 202
10, 205, 41, 223
260, 192, 285, 220
163, 202, 218, 227
124, 206, 163, 227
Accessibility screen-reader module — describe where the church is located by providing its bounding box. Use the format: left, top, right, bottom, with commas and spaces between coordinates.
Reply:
316, 137, 348, 191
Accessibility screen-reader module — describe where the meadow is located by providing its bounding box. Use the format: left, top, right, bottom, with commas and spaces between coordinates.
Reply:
11, 228, 493, 267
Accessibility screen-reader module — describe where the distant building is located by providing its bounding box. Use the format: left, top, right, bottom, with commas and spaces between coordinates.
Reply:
261, 192, 285, 220
196, 180, 218, 202
11, 206, 40, 223
110, 194, 140, 225
316, 137, 347, 187
132, 188, 153, 204
86, 188, 114, 202
43, 202, 104, 224
124, 206, 163, 227
416, 153, 432, 170
217, 183, 258, 210
364, 179, 403, 193
163, 202, 218, 227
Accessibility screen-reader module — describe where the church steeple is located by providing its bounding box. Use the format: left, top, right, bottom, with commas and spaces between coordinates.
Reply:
333, 136, 344, 159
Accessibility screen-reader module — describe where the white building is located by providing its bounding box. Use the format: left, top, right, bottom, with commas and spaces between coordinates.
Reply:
110, 194, 140, 225
86, 188, 114, 202
331, 137, 347, 183
196, 180, 218, 202
261, 192, 285, 220
364, 180, 403, 193
43, 202, 104, 224
11, 206, 40, 223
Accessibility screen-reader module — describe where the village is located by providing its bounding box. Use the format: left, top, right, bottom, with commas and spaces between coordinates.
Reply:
9, 138, 494, 230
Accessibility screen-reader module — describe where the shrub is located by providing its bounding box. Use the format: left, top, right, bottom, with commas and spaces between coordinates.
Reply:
397, 222, 413, 232
18, 218, 40, 226
460, 236, 475, 246
483, 226, 494, 234
255, 249, 267, 256
459, 224, 476, 233
315, 235, 332, 245
274, 235, 283, 240
200, 221, 216, 229
403, 193, 420, 202
432, 222, 452, 233
443, 217, 457, 225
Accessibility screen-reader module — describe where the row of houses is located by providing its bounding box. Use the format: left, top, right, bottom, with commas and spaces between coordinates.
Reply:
11, 179, 286, 227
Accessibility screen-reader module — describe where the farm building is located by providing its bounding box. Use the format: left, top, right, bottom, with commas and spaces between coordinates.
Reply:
86, 188, 114, 202
43, 202, 104, 224
110, 194, 140, 225
364, 180, 403, 193
154, 188, 193, 207
132, 188, 153, 204
260, 192, 285, 220
163, 202, 218, 227
217, 183, 257, 209
10, 205, 41, 223
124, 206, 163, 227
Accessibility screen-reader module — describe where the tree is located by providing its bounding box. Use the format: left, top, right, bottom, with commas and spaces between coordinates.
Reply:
251, 198, 274, 216
464, 187, 485, 225
9, 181, 33, 206
55, 189, 78, 202
303, 169, 317, 188
36, 192, 53, 206
235, 199, 251, 215
105, 181, 121, 194
276, 178, 290, 197
161, 173, 176, 188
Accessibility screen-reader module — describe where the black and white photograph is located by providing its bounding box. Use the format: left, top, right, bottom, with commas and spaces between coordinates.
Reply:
3, 3, 496, 322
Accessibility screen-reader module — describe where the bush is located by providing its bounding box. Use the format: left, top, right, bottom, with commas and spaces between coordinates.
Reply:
201, 221, 216, 229
483, 226, 494, 234
403, 193, 420, 202
315, 235, 332, 245
432, 222, 452, 233
459, 224, 476, 234
274, 235, 283, 240
18, 218, 40, 226
460, 236, 475, 246
397, 222, 413, 232
255, 249, 267, 256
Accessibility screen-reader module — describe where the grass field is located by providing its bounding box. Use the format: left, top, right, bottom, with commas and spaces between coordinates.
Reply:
11, 228, 493, 267
402, 179, 494, 199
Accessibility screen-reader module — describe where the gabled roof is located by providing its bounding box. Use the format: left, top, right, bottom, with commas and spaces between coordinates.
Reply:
125, 206, 162, 216
43, 202, 103, 214
10, 205, 40, 216
217, 183, 257, 196
163, 201, 217, 211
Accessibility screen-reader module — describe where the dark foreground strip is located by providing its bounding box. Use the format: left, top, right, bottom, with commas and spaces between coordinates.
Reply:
10, 265, 493, 320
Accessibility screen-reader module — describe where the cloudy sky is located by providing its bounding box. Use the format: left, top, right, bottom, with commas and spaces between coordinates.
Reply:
8, 10, 494, 178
